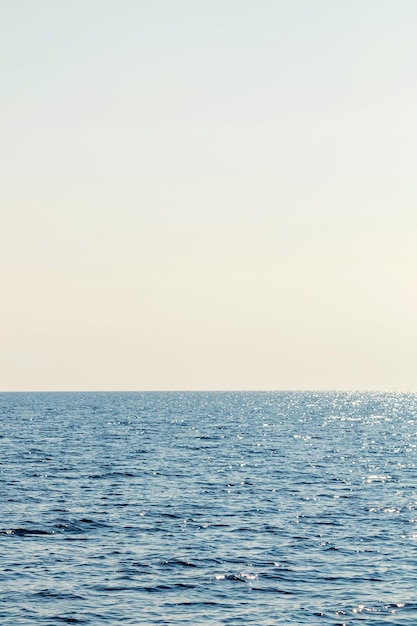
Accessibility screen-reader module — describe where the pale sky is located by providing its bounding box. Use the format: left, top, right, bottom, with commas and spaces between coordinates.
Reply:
1, 0, 417, 391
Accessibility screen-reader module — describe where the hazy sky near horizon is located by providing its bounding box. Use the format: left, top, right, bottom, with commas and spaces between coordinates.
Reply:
1, 0, 417, 391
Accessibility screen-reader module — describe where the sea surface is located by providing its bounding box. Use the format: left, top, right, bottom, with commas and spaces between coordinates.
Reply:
1, 391, 417, 625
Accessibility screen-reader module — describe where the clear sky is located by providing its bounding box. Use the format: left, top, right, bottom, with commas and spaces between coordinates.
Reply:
1, 0, 417, 391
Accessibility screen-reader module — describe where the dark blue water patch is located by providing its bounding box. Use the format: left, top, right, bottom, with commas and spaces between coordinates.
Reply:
1, 391, 417, 624
0, 528, 54, 536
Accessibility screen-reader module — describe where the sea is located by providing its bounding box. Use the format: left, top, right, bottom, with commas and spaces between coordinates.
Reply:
1, 391, 417, 625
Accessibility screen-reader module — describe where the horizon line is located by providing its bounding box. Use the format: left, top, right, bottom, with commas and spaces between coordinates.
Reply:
0, 388, 415, 394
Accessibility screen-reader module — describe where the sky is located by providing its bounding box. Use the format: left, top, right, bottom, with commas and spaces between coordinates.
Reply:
1, 0, 417, 391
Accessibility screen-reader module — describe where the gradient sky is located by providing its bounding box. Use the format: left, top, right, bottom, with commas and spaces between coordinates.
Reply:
2, 0, 417, 391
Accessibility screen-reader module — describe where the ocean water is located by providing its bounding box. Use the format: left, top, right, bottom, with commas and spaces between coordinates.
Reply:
1, 391, 417, 625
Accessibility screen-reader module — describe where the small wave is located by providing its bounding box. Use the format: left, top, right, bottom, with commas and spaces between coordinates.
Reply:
1, 518, 110, 538
56, 518, 111, 533
142, 583, 196, 592
0, 528, 54, 536
215, 572, 258, 582
54, 617, 88, 624
351, 602, 412, 615
161, 558, 197, 567
34, 590, 85, 600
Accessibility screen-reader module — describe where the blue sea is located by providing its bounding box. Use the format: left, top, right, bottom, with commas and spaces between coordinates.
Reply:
1, 391, 417, 625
